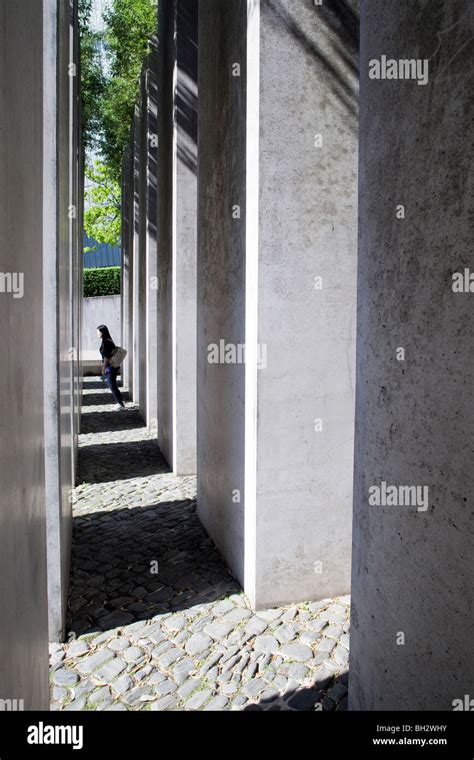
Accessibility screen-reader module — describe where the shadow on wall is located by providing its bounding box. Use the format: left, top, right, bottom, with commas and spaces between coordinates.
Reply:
265, 0, 358, 123
163, 0, 357, 176
147, 37, 158, 248
177, 0, 198, 175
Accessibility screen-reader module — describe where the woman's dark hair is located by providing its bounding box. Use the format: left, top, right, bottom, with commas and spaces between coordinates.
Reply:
97, 324, 112, 342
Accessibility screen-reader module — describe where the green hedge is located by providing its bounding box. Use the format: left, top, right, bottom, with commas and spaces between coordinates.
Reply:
83, 266, 121, 297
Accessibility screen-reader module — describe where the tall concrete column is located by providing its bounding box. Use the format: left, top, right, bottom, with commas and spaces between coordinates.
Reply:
1, 0, 49, 708
133, 47, 160, 428
145, 41, 159, 428
197, 0, 358, 608
121, 147, 132, 390
156, 0, 198, 473
43, 0, 80, 642
70, 0, 81, 478
138, 74, 149, 421
349, 0, 473, 710
125, 131, 135, 397
132, 108, 142, 407
76, 16, 85, 434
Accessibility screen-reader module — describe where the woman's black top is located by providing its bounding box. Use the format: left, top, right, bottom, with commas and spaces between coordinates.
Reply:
100, 338, 115, 360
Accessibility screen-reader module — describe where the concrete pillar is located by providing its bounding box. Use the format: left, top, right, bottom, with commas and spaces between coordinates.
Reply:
77, 25, 85, 432
145, 41, 159, 428
121, 148, 132, 390
134, 49, 160, 427
132, 108, 142, 407
0, 0, 49, 708
156, 0, 198, 473
76, 199, 83, 431
349, 0, 473, 710
136, 73, 148, 421
126, 131, 135, 397
69, 0, 81, 479
43, 0, 80, 642
197, 0, 358, 608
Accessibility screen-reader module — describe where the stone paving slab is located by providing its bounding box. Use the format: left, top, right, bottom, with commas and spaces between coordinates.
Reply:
50, 379, 350, 712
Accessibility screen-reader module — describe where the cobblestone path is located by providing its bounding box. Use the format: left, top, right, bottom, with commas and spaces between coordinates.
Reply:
49, 378, 350, 711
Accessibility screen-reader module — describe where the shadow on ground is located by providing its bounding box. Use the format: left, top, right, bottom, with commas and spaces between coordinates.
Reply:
79, 408, 144, 436
67, 501, 239, 638
81, 392, 129, 407
82, 378, 107, 389
244, 669, 349, 711
77, 439, 169, 483
64, 379, 352, 714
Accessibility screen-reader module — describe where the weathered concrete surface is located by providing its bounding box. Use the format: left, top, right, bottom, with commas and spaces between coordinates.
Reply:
174, 0, 198, 474
121, 148, 132, 390
349, 0, 474, 710
82, 296, 121, 357
156, 0, 198, 474
197, 0, 248, 587
138, 73, 149, 423
145, 45, 159, 428
156, 0, 174, 467
70, 0, 81, 479
0, 0, 50, 708
127, 51, 161, 428
126, 138, 135, 396
44, 0, 82, 642
132, 108, 142, 409
76, 70, 85, 439
197, 0, 358, 608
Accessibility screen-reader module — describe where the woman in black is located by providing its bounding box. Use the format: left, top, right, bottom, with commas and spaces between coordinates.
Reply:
96, 324, 125, 409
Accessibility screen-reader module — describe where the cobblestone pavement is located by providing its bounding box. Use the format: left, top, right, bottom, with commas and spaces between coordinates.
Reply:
49, 378, 350, 712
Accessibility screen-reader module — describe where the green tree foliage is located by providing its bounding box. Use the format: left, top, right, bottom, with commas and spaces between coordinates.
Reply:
79, 0, 93, 35
79, 0, 106, 153
84, 161, 121, 246
79, 0, 156, 243
99, 0, 157, 180
81, 32, 107, 152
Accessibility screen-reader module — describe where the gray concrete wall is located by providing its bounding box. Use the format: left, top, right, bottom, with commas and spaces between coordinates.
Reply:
127, 135, 135, 396
132, 109, 142, 407
138, 73, 149, 421
76, 22, 84, 437
0, 0, 50, 708
254, 0, 358, 607
174, 0, 198, 473
145, 43, 159, 428
120, 2, 197, 460
82, 295, 122, 356
349, 0, 474, 710
197, 0, 248, 583
121, 148, 132, 389
134, 49, 160, 429
156, 0, 197, 473
156, 0, 175, 467
44, 0, 80, 643
76, 207, 84, 419
197, 0, 358, 608
70, 0, 81, 479
122, 49, 159, 426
